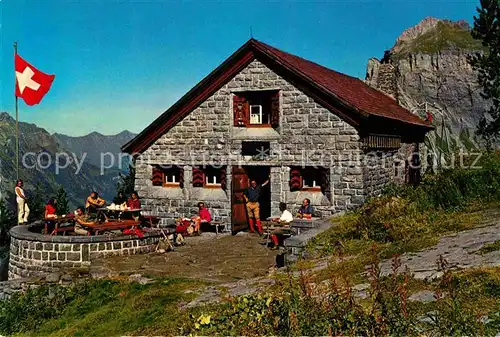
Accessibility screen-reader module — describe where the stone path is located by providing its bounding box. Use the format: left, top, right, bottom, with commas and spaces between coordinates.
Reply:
379, 222, 500, 280
90, 232, 278, 283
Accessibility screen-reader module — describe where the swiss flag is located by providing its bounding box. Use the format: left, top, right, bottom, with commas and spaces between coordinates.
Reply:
15, 54, 55, 106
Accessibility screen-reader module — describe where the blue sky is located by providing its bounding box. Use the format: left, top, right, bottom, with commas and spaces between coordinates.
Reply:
1, 0, 480, 136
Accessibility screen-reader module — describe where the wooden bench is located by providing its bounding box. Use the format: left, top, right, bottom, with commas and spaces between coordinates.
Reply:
51, 225, 75, 236
44, 216, 75, 235
83, 220, 141, 235
207, 221, 228, 235
141, 215, 161, 228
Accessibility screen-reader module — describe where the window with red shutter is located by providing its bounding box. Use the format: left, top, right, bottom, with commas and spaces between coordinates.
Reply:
233, 95, 248, 126
220, 166, 227, 190
289, 168, 302, 191
193, 166, 226, 189
233, 90, 279, 128
192, 167, 205, 187
290, 167, 328, 193
152, 166, 163, 186
270, 91, 280, 127
152, 166, 183, 187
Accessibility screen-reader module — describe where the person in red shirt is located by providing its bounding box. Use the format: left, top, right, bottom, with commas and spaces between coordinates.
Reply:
127, 191, 141, 220
44, 197, 57, 219
127, 191, 141, 210
192, 201, 211, 234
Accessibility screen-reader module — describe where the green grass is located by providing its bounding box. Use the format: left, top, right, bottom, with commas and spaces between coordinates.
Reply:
478, 240, 500, 255
1, 278, 201, 337
393, 21, 485, 58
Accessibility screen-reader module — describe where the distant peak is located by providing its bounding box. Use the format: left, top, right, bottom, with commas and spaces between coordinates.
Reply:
0, 112, 14, 122
391, 17, 479, 56
396, 17, 442, 45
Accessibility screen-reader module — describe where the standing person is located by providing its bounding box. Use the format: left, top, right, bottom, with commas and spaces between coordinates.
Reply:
243, 177, 269, 234
15, 179, 30, 224
44, 197, 57, 219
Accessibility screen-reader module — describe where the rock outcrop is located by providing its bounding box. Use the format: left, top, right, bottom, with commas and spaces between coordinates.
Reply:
366, 17, 490, 153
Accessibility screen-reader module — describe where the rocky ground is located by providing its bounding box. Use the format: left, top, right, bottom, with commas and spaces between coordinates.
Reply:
379, 221, 500, 280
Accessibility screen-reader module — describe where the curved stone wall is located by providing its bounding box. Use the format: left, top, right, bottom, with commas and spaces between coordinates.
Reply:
9, 224, 162, 279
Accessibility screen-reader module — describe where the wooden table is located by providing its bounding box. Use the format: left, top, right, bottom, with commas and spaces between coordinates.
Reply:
44, 215, 75, 235
97, 207, 142, 221
80, 219, 141, 235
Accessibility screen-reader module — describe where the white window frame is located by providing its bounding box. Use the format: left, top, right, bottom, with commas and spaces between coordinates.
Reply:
205, 174, 221, 186
249, 104, 263, 124
302, 177, 318, 188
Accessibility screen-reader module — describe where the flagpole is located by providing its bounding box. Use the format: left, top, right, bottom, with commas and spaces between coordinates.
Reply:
14, 42, 19, 180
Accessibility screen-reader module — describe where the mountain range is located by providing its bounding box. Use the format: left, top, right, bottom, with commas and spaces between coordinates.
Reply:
0, 112, 136, 210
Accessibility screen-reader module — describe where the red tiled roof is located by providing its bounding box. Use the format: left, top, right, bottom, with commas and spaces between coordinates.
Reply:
123, 39, 432, 154
252, 40, 430, 127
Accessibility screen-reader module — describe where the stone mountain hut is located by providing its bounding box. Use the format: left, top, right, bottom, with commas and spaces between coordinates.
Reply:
122, 39, 433, 231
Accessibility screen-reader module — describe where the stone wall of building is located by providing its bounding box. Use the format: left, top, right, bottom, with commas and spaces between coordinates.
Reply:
363, 150, 405, 198
8, 225, 161, 279
136, 59, 399, 223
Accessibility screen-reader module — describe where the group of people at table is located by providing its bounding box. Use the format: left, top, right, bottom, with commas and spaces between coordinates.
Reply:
43, 190, 143, 235
15, 177, 313, 247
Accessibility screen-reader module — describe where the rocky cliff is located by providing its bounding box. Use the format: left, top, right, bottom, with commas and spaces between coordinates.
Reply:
366, 17, 490, 153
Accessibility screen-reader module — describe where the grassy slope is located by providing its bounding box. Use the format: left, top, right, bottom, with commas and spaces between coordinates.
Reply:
10, 278, 200, 337
392, 21, 485, 59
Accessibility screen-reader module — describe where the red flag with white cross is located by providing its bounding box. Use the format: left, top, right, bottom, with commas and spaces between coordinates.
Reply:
15, 54, 55, 106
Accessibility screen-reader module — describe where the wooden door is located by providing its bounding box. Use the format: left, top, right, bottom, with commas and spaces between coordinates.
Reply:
232, 166, 249, 232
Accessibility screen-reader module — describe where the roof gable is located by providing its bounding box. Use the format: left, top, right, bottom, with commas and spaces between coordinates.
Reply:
123, 39, 432, 154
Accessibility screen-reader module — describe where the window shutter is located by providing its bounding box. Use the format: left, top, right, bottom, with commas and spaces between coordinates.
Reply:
192, 168, 205, 187
233, 94, 248, 126
152, 166, 163, 186
220, 166, 227, 191
270, 91, 280, 127
320, 168, 331, 200
289, 168, 302, 191
179, 167, 184, 188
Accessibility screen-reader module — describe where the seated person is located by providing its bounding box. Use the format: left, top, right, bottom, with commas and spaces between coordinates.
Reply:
85, 191, 105, 214
191, 201, 211, 233
113, 192, 127, 207
74, 206, 90, 235
127, 191, 141, 209
127, 191, 141, 220
45, 197, 57, 219
297, 198, 314, 218
270, 202, 293, 249
175, 218, 194, 244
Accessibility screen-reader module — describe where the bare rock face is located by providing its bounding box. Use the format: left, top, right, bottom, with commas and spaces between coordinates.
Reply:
366, 17, 490, 152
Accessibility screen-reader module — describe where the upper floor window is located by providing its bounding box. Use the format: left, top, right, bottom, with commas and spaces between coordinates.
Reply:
233, 90, 279, 128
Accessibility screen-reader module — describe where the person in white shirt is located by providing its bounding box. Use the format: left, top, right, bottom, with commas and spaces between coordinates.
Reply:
270, 202, 293, 249
15, 179, 30, 224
